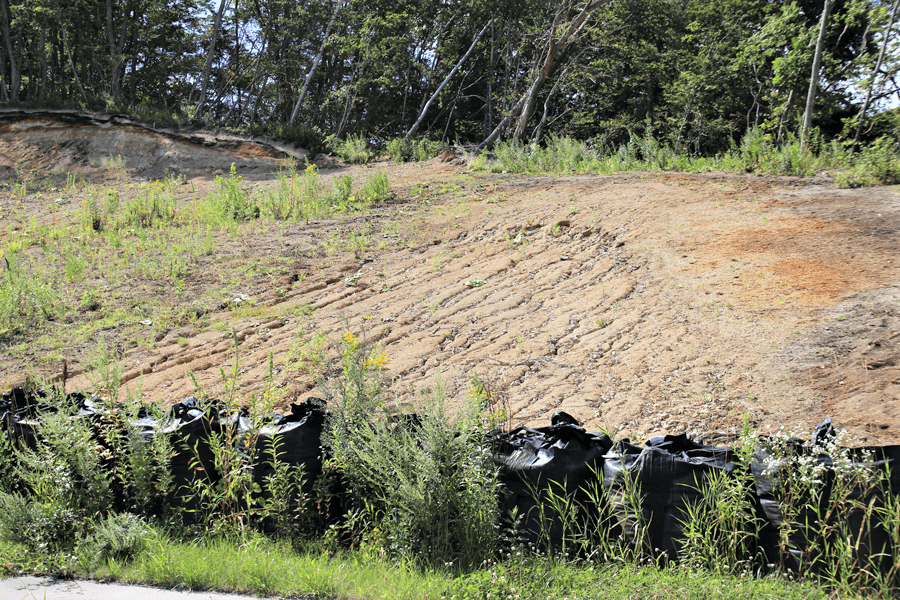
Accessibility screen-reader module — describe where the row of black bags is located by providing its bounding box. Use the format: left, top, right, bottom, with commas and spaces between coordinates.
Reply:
3, 387, 899, 572
497, 412, 900, 573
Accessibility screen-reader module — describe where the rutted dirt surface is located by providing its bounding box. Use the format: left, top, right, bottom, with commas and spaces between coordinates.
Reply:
1, 113, 899, 445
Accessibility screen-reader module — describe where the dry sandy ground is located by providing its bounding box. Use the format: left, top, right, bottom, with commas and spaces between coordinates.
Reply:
2, 112, 898, 446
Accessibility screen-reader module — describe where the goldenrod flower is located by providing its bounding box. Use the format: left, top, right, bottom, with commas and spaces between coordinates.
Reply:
342, 331, 359, 348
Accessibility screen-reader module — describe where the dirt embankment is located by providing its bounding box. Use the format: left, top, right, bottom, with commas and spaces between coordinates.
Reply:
1, 113, 898, 445
0, 109, 304, 180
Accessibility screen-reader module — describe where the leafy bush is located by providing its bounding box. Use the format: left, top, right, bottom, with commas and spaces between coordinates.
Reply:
331, 134, 375, 164
201, 163, 261, 224
323, 332, 500, 567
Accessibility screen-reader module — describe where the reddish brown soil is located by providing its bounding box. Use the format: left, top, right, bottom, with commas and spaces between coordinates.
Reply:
2, 112, 899, 445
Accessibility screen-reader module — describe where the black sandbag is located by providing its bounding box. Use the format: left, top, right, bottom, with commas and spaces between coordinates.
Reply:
160, 397, 227, 509
1, 388, 88, 450
253, 398, 326, 499
753, 419, 900, 574
842, 445, 900, 573
603, 434, 738, 560
495, 411, 612, 546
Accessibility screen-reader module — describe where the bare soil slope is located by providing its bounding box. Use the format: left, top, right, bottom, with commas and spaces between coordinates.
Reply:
1, 114, 898, 445
0, 109, 302, 180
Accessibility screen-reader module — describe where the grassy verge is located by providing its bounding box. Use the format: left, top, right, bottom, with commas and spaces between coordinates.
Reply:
0, 534, 848, 600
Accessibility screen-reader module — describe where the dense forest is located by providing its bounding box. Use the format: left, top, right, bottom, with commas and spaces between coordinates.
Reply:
0, 0, 897, 153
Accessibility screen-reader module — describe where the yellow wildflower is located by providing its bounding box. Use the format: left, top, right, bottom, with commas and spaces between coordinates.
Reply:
364, 353, 389, 369
342, 331, 359, 349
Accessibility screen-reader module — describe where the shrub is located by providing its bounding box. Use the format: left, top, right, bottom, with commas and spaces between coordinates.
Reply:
332, 134, 375, 164
200, 164, 260, 224
0, 401, 112, 550
322, 332, 500, 567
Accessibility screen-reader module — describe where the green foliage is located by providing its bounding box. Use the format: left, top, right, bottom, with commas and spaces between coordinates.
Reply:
323, 332, 500, 568
0, 251, 60, 337
330, 134, 376, 164
837, 138, 900, 188
85, 512, 154, 563
386, 138, 444, 163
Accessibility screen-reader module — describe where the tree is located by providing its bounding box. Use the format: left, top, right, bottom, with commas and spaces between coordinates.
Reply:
479, 0, 614, 149
405, 18, 491, 139
801, 0, 837, 148
853, 0, 899, 147
289, 0, 342, 125
194, 0, 230, 114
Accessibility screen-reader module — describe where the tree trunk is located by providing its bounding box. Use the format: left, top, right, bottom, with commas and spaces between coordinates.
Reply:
0, 44, 8, 102
237, 26, 270, 126
853, 0, 898, 149
776, 88, 794, 147
0, 0, 19, 101
62, 28, 88, 103
195, 0, 230, 113
480, 0, 612, 149
405, 19, 491, 139
801, 0, 835, 149
106, 0, 131, 101
290, 0, 342, 125
485, 19, 495, 138
38, 26, 48, 101
533, 67, 567, 144
513, 0, 611, 141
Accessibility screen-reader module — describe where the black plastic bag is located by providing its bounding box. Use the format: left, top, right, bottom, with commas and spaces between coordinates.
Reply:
603, 434, 738, 560
495, 411, 612, 546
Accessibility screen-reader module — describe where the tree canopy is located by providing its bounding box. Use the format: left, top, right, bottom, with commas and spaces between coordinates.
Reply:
0, 0, 897, 150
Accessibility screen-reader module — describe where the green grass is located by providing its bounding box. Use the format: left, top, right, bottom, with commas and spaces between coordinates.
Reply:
472, 130, 900, 185
104, 536, 450, 599
0, 533, 851, 600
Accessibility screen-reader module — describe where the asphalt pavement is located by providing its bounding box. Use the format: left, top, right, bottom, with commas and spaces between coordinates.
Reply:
0, 576, 281, 600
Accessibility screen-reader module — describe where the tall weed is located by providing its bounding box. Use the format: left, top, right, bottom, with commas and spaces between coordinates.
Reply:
124, 181, 177, 228
322, 332, 500, 567
0, 251, 60, 336
200, 164, 260, 225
